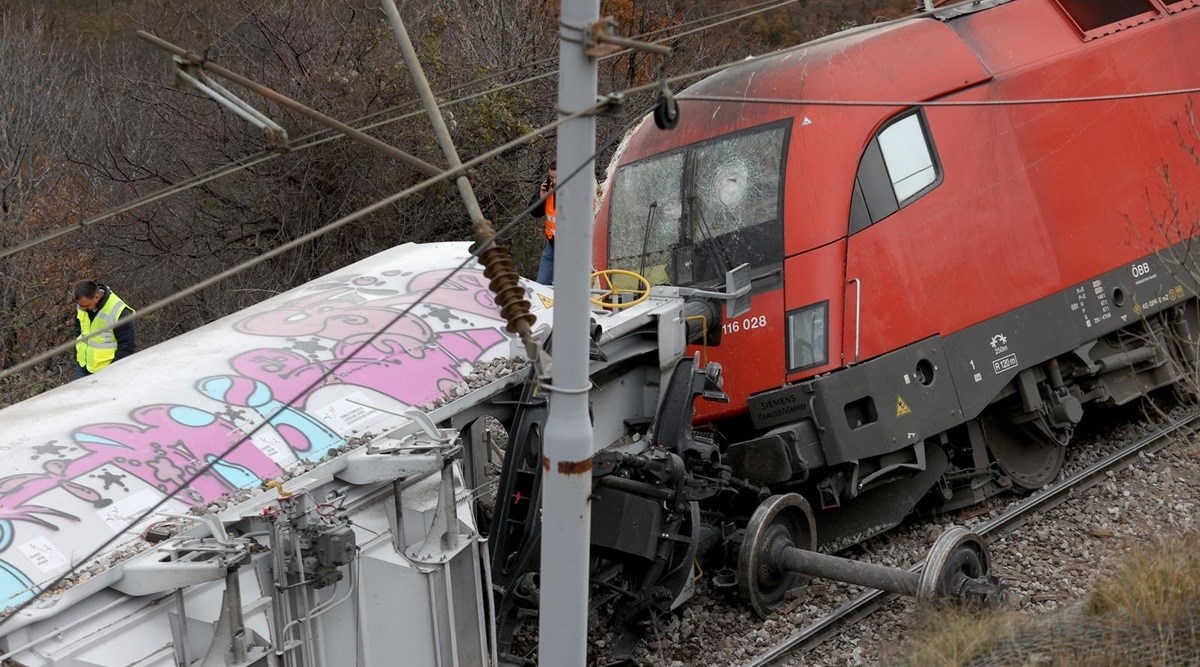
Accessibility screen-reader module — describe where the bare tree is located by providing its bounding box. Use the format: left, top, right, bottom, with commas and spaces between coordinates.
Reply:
0, 12, 111, 402
0, 0, 920, 409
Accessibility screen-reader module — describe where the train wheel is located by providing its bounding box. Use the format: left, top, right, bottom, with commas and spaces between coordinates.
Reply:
918, 526, 999, 606
738, 493, 817, 618
983, 414, 1066, 491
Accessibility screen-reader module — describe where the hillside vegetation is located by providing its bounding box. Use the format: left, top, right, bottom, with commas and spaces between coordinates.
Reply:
0, 0, 911, 406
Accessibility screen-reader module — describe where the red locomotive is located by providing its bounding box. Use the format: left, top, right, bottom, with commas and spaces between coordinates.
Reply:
594, 0, 1200, 544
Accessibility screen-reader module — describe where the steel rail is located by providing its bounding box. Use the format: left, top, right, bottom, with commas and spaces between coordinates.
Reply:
744, 410, 1200, 667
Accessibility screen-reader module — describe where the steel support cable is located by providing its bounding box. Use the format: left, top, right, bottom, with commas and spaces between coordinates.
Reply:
678, 86, 1200, 107
0, 68, 564, 262
0, 105, 645, 631
9, 24, 1194, 375
298, 0, 801, 139
137, 31, 443, 177
7, 1, 1102, 366
0, 0, 802, 262
1, 9, 1192, 356
6, 23, 850, 377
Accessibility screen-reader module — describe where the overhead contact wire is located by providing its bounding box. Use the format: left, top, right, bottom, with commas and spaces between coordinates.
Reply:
10, 20, 1200, 378
678, 86, 1200, 107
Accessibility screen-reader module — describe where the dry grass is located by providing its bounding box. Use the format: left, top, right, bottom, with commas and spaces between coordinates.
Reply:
898, 607, 1024, 667
1085, 533, 1200, 625
897, 532, 1200, 666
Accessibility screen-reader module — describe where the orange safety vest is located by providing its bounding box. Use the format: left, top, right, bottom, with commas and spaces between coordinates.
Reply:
544, 193, 556, 240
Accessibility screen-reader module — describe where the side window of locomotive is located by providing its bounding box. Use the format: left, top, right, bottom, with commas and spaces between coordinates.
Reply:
787, 300, 828, 371
1054, 0, 1161, 32
849, 110, 940, 234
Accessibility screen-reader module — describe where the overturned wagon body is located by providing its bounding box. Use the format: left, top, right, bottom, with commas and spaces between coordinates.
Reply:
5, 1, 1200, 663
0, 243, 554, 664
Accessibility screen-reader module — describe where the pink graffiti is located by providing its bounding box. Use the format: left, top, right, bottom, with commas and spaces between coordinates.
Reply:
0, 267, 513, 537
230, 267, 509, 408
233, 328, 504, 409
235, 268, 502, 340
0, 406, 281, 523
399, 269, 504, 321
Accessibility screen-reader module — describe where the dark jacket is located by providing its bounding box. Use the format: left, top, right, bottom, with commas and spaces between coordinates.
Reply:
529, 187, 554, 244
529, 189, 551, 219
75, 285, 137, 363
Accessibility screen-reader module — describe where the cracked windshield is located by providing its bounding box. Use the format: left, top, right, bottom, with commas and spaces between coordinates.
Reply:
609, 122, 788, 288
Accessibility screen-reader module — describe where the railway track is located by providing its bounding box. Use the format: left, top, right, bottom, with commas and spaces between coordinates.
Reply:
744, 410, 1200, 667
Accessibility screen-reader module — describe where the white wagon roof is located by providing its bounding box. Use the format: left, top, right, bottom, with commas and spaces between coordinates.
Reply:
0, 242, 552, 610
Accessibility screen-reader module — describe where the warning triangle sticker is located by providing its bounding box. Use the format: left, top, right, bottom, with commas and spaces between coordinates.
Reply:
896, 395, 912, 417
537, 293, 555, 309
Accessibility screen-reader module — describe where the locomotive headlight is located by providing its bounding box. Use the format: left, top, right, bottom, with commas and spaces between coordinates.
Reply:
786, 301, 828, 371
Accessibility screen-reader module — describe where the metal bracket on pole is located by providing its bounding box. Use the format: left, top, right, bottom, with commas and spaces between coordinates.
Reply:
597, 92, 627, 117
174, 57, 289, 150
136, 30, 443, 178
582, 18, 672, 58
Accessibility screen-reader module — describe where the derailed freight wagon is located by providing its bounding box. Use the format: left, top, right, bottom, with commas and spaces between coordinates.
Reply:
0, 244, 560, 665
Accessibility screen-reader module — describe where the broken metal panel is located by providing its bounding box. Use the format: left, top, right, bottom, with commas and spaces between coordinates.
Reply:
1, 440, 488, 665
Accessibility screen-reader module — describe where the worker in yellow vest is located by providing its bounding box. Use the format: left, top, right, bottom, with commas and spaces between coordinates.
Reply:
73, 280, 136, 378
531, 164, 557, 284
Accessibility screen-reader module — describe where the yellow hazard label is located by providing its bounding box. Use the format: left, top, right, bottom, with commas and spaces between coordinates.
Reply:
537, 293, 555, 309
896, 395, 912, 417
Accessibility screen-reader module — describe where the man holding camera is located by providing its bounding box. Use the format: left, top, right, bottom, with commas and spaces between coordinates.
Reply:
530, 165, 557, 284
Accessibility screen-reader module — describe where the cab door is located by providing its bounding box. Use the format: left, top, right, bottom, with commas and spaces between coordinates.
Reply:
783, 240, 847, 384
844, 110, 945, 358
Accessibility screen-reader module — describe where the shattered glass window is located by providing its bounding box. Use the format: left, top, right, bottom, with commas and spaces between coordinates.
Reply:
689, 126, 787, 283
607, 121, 788, 288
609, 152, 685, 286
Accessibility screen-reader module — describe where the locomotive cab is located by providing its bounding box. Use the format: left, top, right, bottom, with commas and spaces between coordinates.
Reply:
601, 118, 795, 420
594, 17, 996, 543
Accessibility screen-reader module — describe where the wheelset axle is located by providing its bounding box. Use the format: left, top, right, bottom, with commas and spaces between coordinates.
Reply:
739, 494, 1004, 617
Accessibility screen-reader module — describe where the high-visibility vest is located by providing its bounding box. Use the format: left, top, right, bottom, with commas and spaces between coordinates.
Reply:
544, 193, 556, 240
76, 290, 132, 373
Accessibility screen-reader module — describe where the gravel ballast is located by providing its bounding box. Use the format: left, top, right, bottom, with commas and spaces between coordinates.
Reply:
573, 408, 1198, 666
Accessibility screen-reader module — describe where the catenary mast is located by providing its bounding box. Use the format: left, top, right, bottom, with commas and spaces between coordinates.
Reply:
539, 0, 600, 663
